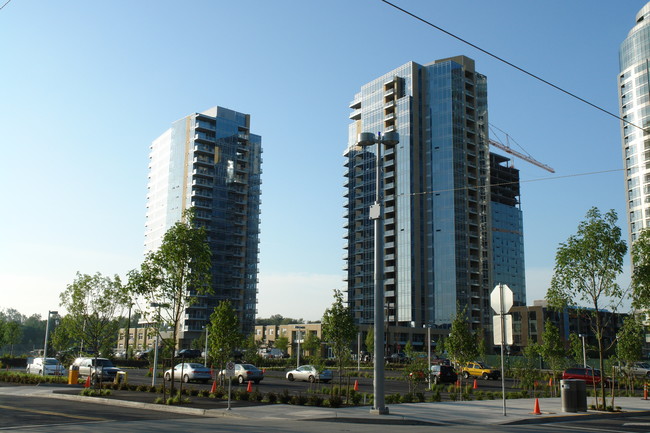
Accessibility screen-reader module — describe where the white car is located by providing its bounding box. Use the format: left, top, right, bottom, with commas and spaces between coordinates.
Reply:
286, 365, 332, 383
26, 357, 66, 376
164, 363, 212, 383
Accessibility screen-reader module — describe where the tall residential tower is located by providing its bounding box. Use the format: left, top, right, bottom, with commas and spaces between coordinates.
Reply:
343, 57, 525, 344
145, 106, 262, 342
619, 2, 650, 244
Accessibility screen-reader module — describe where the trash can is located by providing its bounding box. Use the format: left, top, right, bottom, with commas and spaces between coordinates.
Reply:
575, 379, 587, 412
561, 379, 577, 413
68, 365, 79, 385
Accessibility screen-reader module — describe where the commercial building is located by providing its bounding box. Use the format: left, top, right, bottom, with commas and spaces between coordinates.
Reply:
343, 56, 525, 349
145, 106, 262, 344
619, 2, 650, 244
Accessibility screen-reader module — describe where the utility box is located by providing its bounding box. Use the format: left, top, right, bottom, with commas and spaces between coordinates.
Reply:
561, 379, 577, 412
575, 379, 587, 412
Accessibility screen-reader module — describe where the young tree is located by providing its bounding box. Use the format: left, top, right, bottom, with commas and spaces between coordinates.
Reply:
129, 209, 212, 396
364, 328, 374, 361
446, 305, 479, 372
59, 272, 125, 386
4, 321, 21, 357
616, 315, 645, 390
208, 300, 242, 383
538, 320, 568, 380
631, 228, 650, 309
321, 289, 357, 391
302, 331, 321, 360
273, 335, 289, 353
546, 207, 627, 410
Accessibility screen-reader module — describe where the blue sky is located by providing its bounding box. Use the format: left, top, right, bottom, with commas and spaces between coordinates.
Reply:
0, 1, 643, 321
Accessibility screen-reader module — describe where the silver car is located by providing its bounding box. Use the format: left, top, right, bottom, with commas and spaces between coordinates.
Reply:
164, 363, 212, 383
286, 365, 332, 383
217, 363, 264, 384
26, 357, 66, 376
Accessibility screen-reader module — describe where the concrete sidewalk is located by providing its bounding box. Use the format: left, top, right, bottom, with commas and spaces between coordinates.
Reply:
2, 384, 650, 426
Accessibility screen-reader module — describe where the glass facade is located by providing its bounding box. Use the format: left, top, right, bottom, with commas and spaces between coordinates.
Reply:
344, 56, 525, 334
620, 2, 650, 244
145, 106, 262, 341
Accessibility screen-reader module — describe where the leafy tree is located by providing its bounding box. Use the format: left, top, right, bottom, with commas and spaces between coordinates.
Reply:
273, 335, 289, 353
631, 228, 650, 309
129, 209, 212, 396
321, 289, 357, 391
302, 331, 321, 359
0, 320, 6, 351
364, 328, 374, 360
538, 320, 568, 379
58, 272, 125, 386
256, 315, 303, 326
616, 315, 645, 390
208, 300, 243, 382
567, 333, 586, 366
446, 305, 478, 370
546, 207, 627, 410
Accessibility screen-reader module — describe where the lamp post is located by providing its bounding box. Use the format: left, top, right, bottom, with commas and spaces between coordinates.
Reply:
423, 325, 431, 388
150, 302, 169, 387
295, 325, 305, 368
43, 310, 58, 358
357, 131, 399, 415
579, 333, 587, 368
204, 325, 209, 366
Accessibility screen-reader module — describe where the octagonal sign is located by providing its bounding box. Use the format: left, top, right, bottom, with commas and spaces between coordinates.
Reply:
490, 284, 513, 314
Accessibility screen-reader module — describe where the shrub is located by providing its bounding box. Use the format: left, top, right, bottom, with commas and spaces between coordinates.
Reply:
416, 392, 425, 402
401, 393, 414, 403
235, 390, 249, 401
320, 386, 330, 395
136, 385, 148, 392
251, 389, 263, 402
350, 392, 362, 405
475, 391, 484, 400
448, 392, 457, 401
278, 389, 291, 404
327, 394, 343, 408
265, 392, 278, 404
198, 389, 210, 398
429, 391, 441, 402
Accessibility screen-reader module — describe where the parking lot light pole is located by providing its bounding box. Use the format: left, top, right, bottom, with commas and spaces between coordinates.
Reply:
43, 310, 58, 359
295, 326, 305, 368
357, 131, 399, 415
204, 325, 209, 366
150, 302, 169, 387
579, 334, 587, 367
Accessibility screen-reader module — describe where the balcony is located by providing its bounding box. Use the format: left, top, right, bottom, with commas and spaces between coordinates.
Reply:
192, 168, 214, 179
349, 109, 361, 120
193, 156, 213, 167
349, 98, 361, 109
194, 133, 215, 143
194, 143, 214, 155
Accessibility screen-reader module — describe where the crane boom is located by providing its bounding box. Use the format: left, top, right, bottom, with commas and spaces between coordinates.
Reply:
488, 139, 555, 173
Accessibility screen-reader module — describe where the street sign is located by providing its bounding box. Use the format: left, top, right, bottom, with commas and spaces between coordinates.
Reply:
226, 361, 235, 377
490, 284, 513, 314
493, 314, 514, 345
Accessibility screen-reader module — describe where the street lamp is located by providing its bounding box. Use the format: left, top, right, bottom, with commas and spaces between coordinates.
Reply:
423, 325, 431, 388
150, 302, 169, 387
295, 325, 305, 368
203, 325, 209, 366
43, 310, 58, 358
357, 130, 399, 415
578, 333, 587, 368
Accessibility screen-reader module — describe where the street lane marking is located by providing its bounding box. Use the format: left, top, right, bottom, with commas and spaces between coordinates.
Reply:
0, 404, 107, 421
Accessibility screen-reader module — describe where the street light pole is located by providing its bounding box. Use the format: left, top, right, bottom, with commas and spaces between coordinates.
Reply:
204, 325, 209, 366
358, 131, 399, 416
150, 302, 169, 387
43, 310, 58, 358
579, 333, 587, 368
296, 325, 305, 368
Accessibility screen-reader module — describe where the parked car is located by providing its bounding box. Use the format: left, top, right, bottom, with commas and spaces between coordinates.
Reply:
164, 363, 211, 383
460, 361, 501, 380
429, 364, 458, 385
614, 362, 650, 378
26, 357, 66, 376
217, 363, 264, 384
562, 367, 606, 386
258, 348, 288, 359
286, 365, 333, 383
71, 357, 123, 383
176, 349, 202, 359
385, 352, 409, 363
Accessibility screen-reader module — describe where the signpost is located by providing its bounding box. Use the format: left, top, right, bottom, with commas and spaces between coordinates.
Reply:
491, 283, 513, 417
226, 361, 235, 410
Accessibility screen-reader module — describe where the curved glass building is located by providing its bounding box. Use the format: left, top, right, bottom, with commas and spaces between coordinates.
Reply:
619, 2, 650, 243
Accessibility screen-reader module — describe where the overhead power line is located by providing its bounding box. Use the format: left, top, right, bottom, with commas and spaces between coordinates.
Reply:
379, 0, 644, 132
0, 0, 12, 11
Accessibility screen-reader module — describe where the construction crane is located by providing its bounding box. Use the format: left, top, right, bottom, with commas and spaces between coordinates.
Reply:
488, 126, 555, 173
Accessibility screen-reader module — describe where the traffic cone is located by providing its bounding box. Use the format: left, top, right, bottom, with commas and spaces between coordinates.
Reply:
473, 379, 478, 389
247, 380, 252, 392
548, 377, 553, 387
210, 380, 217, 394
84, 376, 91, 388
532, 398, 542, 415
456, 379, 460, 387
262, 368, 266, 374
354, 380, 359, 391
644, 383, 648, 400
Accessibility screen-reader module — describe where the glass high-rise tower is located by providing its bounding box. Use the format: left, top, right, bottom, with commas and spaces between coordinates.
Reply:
145, 106, 262, 341
344, 56, 525, 337
619, 2, 650, 244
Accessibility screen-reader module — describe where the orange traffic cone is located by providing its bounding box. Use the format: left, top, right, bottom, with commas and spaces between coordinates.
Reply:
548, 377, 553, 387
473, 379, 478, 389
84, 376, 91, 388
354, 380, 359, 391
210, 380, 217, 394
455, 379, 460, 387
262, 368, 266, 374
247, 380, 252, 392
532, 398, 542, 415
